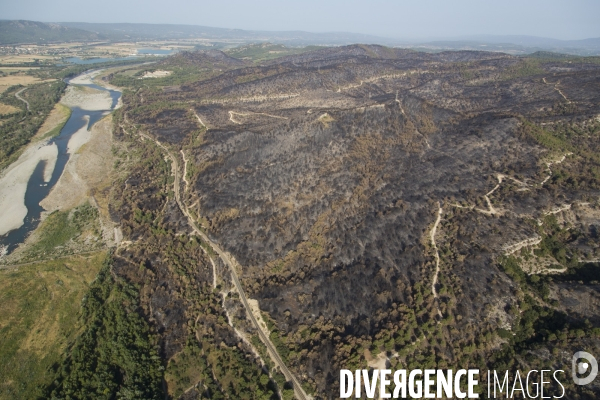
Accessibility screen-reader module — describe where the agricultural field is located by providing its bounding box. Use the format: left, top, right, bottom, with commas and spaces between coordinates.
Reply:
0, 67, 41, 72
0, 74, 55, 94
0, 75, 52, 86
0, 54, 59, 64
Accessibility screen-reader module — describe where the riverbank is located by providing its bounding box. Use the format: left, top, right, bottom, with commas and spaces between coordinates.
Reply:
0, 67, 122, 257
41, 115, 114, 213
0, 141, 57, 237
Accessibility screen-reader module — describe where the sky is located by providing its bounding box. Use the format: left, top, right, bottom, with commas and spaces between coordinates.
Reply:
2, 0, 600, 40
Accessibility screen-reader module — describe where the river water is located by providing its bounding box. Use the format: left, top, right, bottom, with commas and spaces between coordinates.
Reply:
0, 73, 121, 255
63, 49, 173, 65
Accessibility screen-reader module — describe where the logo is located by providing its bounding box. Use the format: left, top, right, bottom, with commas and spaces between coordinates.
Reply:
572, 351, 598, 385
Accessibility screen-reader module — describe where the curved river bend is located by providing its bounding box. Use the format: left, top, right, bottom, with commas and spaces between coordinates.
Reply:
0, 73, 121, 256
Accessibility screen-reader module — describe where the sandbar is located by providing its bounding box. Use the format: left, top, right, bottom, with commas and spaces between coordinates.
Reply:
61, 85, 112, 111
0, 141, 58, 236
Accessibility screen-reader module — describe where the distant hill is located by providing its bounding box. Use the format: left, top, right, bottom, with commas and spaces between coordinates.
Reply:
0, 20, 392, 46
414, 35, 600, 56
1, 20, 599, 56
0, 20, 104, 44
58, 22, 392, 45
56, 23, 600, 55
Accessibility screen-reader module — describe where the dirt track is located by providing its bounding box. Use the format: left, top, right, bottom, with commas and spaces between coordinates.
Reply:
15, 87, 30, 111
127, 120, 311, 400
430, 203, 443, 318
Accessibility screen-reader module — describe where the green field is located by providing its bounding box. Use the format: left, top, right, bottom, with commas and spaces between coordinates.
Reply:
0, 252, 107, 399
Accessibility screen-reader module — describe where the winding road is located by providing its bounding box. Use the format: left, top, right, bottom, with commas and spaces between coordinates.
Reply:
130, 123, 310, 400
541, 153, 571, 185
15, 88, 30, 111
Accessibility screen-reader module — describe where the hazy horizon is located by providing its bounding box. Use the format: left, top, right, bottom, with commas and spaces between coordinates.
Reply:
2, 0, 599, 41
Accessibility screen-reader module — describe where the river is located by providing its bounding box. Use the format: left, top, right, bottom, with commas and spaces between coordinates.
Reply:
0, 72, 121, 256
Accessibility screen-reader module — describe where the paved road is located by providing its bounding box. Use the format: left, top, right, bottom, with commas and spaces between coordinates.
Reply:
134, 127, 310, 400
15, 88, 30, 111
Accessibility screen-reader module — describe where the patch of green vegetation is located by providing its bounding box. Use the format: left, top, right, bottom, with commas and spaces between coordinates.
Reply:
0, 80, 66, 172
518, 118, 572, 152
109, 59, 219, 89
490, 260, 600, 398
498, 254, 553, 300
52, 58, 161, 80
42, 256, 165, 399
117, 68, 143, 77
40, 103, 71, 139
500, 59, 545, 80
0, 251, 106, 400
22, 202, 101, 262
489, 292, 568, 360
190, 340, 277, 400
535, 214, 580, 267
225, 43, 323, 62
270, 330, 290, 364
544, 119, 600, 189
272, 369, 294, 400
172, 289, 279, 400
498, 213, 582, 300
164, 341, 205, 398
251, 335, 273, 370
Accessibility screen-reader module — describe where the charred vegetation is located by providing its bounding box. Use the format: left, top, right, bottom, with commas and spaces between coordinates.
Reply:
110, 45, 600, 398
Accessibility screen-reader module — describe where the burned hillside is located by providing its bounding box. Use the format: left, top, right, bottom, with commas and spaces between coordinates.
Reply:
113, 45, 600, 398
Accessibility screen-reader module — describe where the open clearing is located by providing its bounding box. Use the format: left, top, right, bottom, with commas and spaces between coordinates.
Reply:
141, 70, 172, 78
0, 103, 19, 115
0, 75, 44, 86
0, 75, 55, 94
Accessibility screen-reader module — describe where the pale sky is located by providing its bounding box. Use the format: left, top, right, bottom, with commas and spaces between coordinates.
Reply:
2, 0, 599, 40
